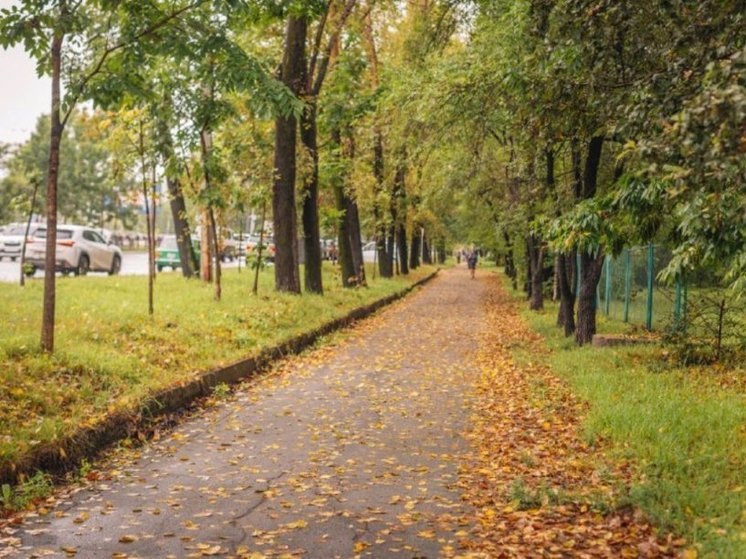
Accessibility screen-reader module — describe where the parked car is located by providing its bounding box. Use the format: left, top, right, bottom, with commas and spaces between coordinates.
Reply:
0, 223, 43, 261
362, 240, 398, 263
156, 235, 201, 272
25, 225, 123, 276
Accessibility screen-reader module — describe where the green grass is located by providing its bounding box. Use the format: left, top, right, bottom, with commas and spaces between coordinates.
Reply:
503, 278, 746, 557
0, 263, 435, 468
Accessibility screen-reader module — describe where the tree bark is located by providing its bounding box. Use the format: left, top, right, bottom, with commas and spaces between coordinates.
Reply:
393, 159, 408, 275
140, 121, 154, 315
409, 225, 421, 270
556, 252, 576, 336
422, 232, 432, 265
576, 250, 605, 345
41, 29, 64, 353
343, 131, 365, 284
331, 128, 356, 286
574, 135, 605, 343
397, 222, 409, 275
300, 100, 323, 294
200, 210, 213, 282
166, 176, 197, 277
527, 234, 544, 310
503, 231, 517, 290
272, 15, 305, 293
156, 110, 196, 277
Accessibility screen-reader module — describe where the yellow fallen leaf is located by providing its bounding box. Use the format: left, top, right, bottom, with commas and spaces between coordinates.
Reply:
284, 519, 308, 530
353, 541, 370, 553
118, 535, 138, 543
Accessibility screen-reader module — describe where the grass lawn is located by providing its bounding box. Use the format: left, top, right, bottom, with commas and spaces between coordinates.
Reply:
502, 274, 746, 557
0, 263, 435, 472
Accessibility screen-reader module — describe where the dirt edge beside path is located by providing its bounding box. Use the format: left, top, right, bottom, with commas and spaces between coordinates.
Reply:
1, 270, 439, 489
458, 274, 680, 558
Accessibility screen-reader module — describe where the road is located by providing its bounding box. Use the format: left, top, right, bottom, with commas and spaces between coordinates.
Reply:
0, 252, 243, 283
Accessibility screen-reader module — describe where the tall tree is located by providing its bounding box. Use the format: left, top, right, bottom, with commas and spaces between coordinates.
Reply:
272, 13, 307, 293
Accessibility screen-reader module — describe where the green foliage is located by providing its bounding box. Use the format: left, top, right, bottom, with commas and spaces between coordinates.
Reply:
0, 472, 52, 511
0, 110, 138, 227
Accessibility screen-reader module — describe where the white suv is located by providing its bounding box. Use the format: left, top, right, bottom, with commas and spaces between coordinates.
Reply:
26, 225, 123, 276
0, 223, 43, 261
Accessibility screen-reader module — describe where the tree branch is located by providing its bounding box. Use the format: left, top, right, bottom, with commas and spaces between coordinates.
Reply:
311, 0, 357, 97
62, 0, 206, 128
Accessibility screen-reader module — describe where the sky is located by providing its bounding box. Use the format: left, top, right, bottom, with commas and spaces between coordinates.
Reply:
0, 0, 51, 145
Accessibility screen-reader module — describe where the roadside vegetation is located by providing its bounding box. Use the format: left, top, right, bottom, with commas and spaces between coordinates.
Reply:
0, 264, 435, 474
505, 278, 746, 556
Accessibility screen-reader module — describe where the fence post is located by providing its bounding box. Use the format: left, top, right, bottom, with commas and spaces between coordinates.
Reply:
646, 244, 654, 330
604, 255, 612, 316
623, 248, 631, 322
674, 278, 682, 325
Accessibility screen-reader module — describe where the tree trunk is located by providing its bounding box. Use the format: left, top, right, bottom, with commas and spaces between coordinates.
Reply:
40, 29, 64, 352
252, 200, 268, 295
140, 123, 154, 315
166, 176, 197, 277
387, 226, 397, 275
200, 210, 213, 282
575, 136, 605, 344
436, 238, 446, 264
397, 222, 409, 275
208, 208, 222, 301
503, 230, 517, 290
300, 100, 323, 294
156, 110, 196, 278
422, 232, 432, 265
575, 250, 605, 345
331, 128, 356, 287
393, 159, 408, 275
409, 226, 421, 270
341, 126, 364, 283
527, 235, 544, 310
556, 252, 576, 336
347, 199, 364, 283
272, 15, 305, 294
373, 133, 392, 278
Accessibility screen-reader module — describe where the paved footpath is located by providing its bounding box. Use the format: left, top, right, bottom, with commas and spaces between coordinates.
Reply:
5, 268, 486, 558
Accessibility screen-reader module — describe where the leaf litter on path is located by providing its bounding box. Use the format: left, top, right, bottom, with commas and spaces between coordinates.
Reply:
0, 270, 684, 558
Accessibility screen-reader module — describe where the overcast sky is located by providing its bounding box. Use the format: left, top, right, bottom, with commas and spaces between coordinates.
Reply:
0, 0, 51, 145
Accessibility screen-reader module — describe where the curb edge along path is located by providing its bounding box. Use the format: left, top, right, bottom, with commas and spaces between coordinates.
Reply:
0, 270, 440, 488
4, 268, 488, 558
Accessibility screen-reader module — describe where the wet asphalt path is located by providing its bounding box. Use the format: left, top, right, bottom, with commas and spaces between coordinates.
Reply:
4, 268, 486, 558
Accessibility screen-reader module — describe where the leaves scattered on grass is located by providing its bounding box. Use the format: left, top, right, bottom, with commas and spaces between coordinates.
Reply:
458, 278, 682, 557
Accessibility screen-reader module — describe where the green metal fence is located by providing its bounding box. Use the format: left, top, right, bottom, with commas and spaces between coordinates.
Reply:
593, 245, 684, 331
587, 244, 745, 359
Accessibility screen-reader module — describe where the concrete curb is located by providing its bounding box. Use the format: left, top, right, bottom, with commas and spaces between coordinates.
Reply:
1, 269, 440, 487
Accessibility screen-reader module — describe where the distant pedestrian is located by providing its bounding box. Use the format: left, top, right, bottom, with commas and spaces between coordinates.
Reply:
330, 242, 338, 266
467, 251, 478, 279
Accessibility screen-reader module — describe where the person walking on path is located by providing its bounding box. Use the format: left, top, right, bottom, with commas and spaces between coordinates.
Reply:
467, 250, 478, 279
